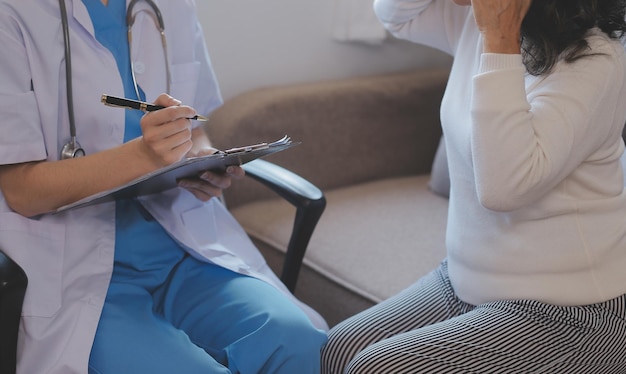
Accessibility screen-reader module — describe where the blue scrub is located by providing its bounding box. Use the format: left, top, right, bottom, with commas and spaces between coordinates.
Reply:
83, 1, 326, 373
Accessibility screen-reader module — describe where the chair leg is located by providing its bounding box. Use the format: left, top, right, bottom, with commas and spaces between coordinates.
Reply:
281, 197, 326, 293
0, 251, 27, 374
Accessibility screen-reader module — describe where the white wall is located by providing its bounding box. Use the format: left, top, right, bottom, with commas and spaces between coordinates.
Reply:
197, 0, 451, 101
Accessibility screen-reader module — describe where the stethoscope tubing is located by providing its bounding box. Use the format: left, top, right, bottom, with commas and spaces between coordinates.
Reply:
126, 0, 170, 100
58, 0, 83, 159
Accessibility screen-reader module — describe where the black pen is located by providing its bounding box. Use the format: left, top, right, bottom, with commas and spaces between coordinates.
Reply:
101, 94, 209, 121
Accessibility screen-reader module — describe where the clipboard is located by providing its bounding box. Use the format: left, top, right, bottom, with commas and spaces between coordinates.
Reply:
55, 135, 297, 213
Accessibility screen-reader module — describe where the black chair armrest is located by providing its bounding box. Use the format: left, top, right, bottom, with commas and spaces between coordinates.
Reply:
0, 249, 27, 374
242, 159, 326, 293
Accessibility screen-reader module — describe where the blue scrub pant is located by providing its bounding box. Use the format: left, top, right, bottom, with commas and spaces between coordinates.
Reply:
88, 254, 327, 373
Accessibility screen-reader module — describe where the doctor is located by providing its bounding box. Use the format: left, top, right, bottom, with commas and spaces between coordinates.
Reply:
0, 0, 328, 373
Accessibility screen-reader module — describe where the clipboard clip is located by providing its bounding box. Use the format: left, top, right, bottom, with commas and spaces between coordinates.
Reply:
223, 142, 269, 154
222, 135, 291, 154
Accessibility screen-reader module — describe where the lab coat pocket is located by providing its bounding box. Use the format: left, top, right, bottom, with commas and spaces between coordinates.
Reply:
169, 61, 200, 109
0, 212, 65, 318
139, 189, 266, 271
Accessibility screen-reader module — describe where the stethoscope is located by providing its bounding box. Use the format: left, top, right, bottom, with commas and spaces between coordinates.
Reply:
59, 0, 171, 159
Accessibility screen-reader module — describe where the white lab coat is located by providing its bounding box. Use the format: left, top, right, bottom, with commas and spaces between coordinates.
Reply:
0, 1, 327, 373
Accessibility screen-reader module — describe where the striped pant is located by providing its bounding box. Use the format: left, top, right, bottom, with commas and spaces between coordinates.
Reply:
321, 260, 626, 373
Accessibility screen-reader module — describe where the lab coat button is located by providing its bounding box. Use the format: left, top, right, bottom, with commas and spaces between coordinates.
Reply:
134, 61, 146, 74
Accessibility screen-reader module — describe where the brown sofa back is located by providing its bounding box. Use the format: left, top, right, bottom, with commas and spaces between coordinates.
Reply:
207, 68, 449, 208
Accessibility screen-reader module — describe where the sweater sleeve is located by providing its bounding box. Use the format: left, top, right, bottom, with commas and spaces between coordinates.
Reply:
373, 0, 471, 55
470, 39, 626, 211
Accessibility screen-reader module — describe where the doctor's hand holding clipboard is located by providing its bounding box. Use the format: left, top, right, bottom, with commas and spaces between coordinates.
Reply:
132, 93, 244, 202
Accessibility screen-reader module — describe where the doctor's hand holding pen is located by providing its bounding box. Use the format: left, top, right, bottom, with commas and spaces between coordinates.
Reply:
137, 93, 245, 202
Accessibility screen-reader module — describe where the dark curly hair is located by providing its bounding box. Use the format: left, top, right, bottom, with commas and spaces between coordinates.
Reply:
521, 0, 626, 75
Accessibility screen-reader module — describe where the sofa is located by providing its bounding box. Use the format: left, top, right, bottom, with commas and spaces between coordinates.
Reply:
207, 67, 451, 327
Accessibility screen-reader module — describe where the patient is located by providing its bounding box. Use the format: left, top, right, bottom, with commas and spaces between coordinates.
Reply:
322, 0, 626, 372
0, 0, 326, 373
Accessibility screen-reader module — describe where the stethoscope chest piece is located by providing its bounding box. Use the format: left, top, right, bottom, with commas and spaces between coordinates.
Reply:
60, 137, 85, 159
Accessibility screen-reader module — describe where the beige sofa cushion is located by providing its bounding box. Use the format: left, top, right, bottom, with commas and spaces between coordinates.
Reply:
230, 174, 448, 326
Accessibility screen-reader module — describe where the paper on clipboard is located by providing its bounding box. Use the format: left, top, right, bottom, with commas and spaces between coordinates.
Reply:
55, 135, 297, 213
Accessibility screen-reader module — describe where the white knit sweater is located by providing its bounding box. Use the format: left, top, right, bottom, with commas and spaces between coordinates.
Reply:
374, 0, 626, 306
